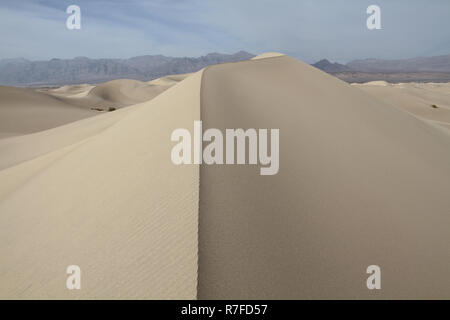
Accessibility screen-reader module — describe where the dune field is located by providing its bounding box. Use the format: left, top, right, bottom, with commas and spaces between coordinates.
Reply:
0, 54, 449, 299
0, 74, 191, 138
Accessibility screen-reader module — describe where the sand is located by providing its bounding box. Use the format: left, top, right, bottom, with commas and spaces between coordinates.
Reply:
0, 54, 449, 299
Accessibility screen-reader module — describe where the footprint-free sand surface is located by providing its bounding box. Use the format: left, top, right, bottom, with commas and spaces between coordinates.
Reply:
0, 54, 449, 299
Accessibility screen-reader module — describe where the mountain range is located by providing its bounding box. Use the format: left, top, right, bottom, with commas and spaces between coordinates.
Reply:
346, 54, 450, 73
0, 51, 255, 86
1, 52, 449, 86
312, 54, 450, 74
311, 59, 351, 73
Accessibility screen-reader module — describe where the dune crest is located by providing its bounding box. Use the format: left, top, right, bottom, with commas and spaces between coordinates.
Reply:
251, 52, 285, 60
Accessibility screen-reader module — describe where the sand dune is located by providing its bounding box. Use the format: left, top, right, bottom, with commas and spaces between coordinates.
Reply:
86, 79, 169, 106
147, 73, 192, 86
43, 78, 182, 111
0, 54, 449, 299
198, 55, 450, 299
44, 84, 95, 97
0, 75, 186, 138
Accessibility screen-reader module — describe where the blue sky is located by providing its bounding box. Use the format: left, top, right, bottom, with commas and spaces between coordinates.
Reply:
1, 0, 449, 63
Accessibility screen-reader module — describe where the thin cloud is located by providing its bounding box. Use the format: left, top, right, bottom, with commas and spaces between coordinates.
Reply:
0, 0, 449, 62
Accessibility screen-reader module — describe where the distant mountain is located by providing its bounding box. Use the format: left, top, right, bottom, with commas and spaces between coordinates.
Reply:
312, 59, 351, 73
346, 54, 450, 72
0, 51, 255, 86
4, 51, 450, 86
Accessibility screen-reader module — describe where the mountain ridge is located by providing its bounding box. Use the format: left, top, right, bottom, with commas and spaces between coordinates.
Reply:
0, 51, 255, 86
2, 52, 450, 86
346, 54, 450, 72
312, 59, 351, 73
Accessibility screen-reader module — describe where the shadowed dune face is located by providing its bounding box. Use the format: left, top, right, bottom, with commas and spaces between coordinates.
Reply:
198, 56, 450, 299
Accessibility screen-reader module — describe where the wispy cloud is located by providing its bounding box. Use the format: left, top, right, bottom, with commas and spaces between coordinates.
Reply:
0, 0, 449, 62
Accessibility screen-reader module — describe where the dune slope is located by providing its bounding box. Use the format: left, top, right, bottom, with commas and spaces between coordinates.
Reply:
198, 55, 450, 299
0, 71, 202, 299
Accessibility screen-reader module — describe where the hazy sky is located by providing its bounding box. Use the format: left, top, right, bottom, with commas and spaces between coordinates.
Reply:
1, 0, 449, 63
